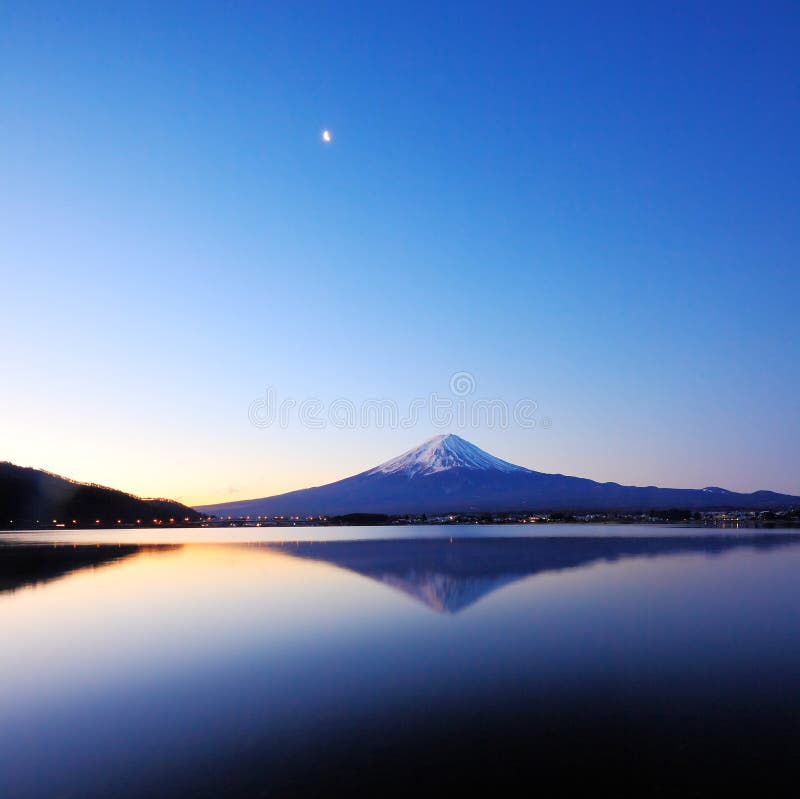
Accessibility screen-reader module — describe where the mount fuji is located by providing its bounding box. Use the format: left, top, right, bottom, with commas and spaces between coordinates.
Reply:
195, 434, 800, 518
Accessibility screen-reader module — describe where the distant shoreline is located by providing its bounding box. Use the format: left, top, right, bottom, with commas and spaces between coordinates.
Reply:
3, 514, 798, 533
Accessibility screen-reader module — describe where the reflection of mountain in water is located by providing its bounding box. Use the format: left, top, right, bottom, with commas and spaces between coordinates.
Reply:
270, 535, 800, 613
0, 544, 172, 594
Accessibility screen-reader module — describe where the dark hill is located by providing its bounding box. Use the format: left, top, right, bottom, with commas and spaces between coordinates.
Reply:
0, 461, 203, 529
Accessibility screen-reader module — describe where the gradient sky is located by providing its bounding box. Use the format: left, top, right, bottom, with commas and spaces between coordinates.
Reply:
2, 1, 799, 504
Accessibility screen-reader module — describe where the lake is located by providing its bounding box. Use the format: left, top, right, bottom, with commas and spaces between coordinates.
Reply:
2, 525, 800, 797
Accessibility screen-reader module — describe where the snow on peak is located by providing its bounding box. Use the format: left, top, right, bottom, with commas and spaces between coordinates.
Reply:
367, 434, 527, 478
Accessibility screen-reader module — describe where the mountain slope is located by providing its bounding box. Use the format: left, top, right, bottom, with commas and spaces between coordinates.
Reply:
195, 434, 800, 517
0, 461, 202, 529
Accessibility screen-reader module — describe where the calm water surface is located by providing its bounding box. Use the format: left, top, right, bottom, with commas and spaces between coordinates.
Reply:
2, 525, 800, 797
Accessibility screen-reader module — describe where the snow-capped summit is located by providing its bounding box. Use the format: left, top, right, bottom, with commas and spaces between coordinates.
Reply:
366, 433, 527, 478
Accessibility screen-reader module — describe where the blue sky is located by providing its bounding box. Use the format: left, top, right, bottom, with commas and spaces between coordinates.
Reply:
1, 1, 798, 503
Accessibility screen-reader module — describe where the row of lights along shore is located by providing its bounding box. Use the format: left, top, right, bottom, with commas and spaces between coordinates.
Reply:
5, 517, 194, 526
